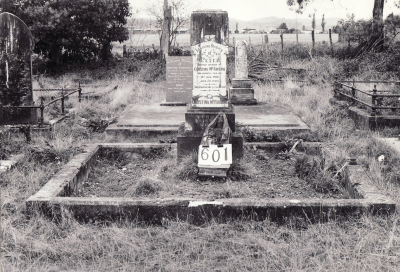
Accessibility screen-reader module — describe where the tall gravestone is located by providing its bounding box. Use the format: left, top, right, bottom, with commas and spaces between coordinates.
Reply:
0, 12, 36, 125
229, 40, 257, 105
177, 10, 243, 169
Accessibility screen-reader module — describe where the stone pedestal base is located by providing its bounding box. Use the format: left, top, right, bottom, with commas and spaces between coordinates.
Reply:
230, 78, 257, 105
185, 106, 236, 132
198, 166, 230, 178
230, 87, 257, 105
177, 105, 243, 177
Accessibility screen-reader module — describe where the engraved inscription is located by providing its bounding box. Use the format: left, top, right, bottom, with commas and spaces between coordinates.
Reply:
166, 56, 193, 103
191, 41, 228, 107
235, 40, 248, 79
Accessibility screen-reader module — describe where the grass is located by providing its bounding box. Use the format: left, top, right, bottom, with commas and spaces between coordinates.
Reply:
2, 42, 400, 271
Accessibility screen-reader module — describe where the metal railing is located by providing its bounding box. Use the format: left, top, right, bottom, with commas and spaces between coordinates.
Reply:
2, 83, 83, 127
333, 77, 400, 116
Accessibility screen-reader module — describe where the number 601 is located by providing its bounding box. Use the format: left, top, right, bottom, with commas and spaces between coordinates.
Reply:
198, 144, 232, 166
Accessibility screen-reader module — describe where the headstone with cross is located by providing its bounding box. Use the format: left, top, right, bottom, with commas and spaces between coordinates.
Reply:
0, 12, 37, 125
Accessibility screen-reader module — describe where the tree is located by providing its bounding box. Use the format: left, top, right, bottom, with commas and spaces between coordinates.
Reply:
321, 14, 326, 33
335, 14, 357, 44
311, 12, 316, 30
385, 13, 400, 39
278, 22, 288, 30
1, 0, 131, 63
287, 0, 387, 35
287, 0, 388, 52
146, 0, 193, 50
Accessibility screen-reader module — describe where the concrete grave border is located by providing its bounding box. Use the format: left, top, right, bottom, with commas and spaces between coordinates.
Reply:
26, 142, 395, 224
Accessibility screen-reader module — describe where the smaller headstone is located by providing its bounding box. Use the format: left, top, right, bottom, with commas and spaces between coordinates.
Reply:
229, 40, 257, 105
162, 56, 193, 105
235, 41, 248, 79
123, 45, 127, 57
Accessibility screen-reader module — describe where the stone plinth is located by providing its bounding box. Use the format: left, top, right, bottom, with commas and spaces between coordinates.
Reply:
230, 78, 257, 105
178, 104, 243, 160
177, 125, 243, 161
231, 78, 252, 88
184, 106, 235, 133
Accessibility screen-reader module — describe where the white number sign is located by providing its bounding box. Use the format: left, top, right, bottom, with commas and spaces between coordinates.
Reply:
198, 144, 232, 168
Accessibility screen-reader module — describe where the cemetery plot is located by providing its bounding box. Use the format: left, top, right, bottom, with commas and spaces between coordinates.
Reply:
71, 147, 349, 200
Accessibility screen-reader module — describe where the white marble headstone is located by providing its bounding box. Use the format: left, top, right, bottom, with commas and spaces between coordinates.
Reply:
235, 40, 248, 79
191, 41, 229, 107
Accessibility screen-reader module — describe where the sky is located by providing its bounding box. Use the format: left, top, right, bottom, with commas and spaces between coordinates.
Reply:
129, 0, 400, 21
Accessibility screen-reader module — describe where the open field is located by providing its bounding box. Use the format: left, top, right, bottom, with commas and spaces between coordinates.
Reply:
112, 33, 339, 53
2, 42, 400, 271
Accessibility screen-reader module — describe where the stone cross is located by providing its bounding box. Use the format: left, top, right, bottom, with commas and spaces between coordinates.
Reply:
0, 12, 36, 124
235, 40, 248, 79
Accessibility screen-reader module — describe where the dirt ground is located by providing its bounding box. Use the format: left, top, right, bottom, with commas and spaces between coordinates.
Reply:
72, 148, 349, 200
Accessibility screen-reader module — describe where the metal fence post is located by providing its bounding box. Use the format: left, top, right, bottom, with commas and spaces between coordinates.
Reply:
40, 97, 45, 127
371, 85, 377, 116
61, 88, 65, 115
311, 30, 315, 53
351, 79, 356, 102
333, 76, 339, 98
78, 82, 82, 103
0, 103, 3, 126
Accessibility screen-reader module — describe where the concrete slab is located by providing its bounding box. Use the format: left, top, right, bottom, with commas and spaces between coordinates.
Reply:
106, 102, 309, 136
